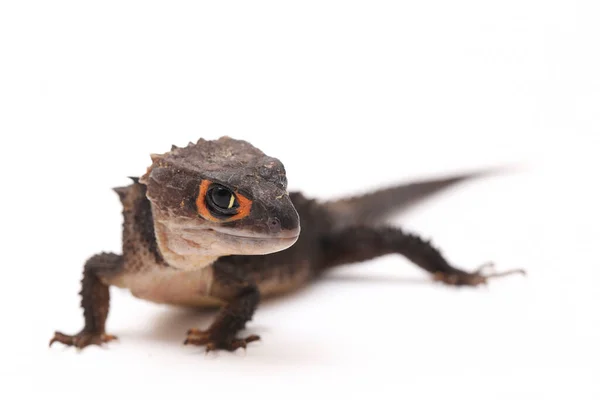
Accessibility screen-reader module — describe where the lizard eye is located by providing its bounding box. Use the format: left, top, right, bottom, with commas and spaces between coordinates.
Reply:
196, 180, 253, 222
205, 184, 240, 216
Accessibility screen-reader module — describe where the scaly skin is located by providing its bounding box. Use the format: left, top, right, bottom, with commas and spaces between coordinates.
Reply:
50, 137, 525, 352
50, 253, 122, 348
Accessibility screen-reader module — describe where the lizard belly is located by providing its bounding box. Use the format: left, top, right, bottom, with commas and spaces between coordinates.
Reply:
106, 267, 224, 308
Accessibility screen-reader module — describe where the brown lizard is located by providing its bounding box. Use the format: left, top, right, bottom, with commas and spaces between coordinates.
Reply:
49, 136, 524, 352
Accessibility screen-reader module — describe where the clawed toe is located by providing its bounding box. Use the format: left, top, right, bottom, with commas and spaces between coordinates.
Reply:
184, 328, 260, 352
434, 263, 526, 286
49, 331, 118, 349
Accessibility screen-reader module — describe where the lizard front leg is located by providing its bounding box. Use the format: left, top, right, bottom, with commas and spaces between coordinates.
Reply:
184, 272, 260, 352
321, 225, 525, 286
49, 252, 122, 349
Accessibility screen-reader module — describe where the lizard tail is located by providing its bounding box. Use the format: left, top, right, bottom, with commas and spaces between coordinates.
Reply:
322, 167, 507, 230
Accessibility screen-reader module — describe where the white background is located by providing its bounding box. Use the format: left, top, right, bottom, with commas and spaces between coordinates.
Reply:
1, 1, 599, 399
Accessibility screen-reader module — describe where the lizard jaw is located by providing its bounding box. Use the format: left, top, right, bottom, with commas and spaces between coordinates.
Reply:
153, 219, 299, 271
196, 225, 300, 240
180, 226, 299, 255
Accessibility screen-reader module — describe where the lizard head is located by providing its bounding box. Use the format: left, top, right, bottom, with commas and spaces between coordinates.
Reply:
139, 136, 301, 270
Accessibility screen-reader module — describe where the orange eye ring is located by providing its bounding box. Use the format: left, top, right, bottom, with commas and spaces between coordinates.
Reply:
196, 180, 252, 222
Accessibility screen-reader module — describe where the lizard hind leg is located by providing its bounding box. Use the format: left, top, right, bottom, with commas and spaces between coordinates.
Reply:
49, 252, 123, 349
320, 226, 525, 286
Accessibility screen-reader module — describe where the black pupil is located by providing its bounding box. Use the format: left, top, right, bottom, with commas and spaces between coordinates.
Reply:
211, 187, 233, 209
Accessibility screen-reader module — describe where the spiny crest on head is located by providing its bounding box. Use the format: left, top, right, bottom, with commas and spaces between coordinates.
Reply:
139, 136, 271, 184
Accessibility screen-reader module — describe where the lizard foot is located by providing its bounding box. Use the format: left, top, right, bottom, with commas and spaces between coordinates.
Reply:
433, 262, 526, 286
49, 330, 118, 349
184, 328, 260, 352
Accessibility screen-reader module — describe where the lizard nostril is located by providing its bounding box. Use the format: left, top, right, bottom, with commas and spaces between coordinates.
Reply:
267, 217, 281, 234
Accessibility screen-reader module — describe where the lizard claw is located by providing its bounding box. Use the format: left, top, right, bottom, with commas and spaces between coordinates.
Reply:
184, 328, 260, 352
433, 262, 526, 286
49, 330, 118, 349
474, 261, 496, 274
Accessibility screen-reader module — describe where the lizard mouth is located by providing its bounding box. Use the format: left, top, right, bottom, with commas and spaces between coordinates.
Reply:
180, 226, 300, 254
181, 224, 300, 240
206, 226, 300, 240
